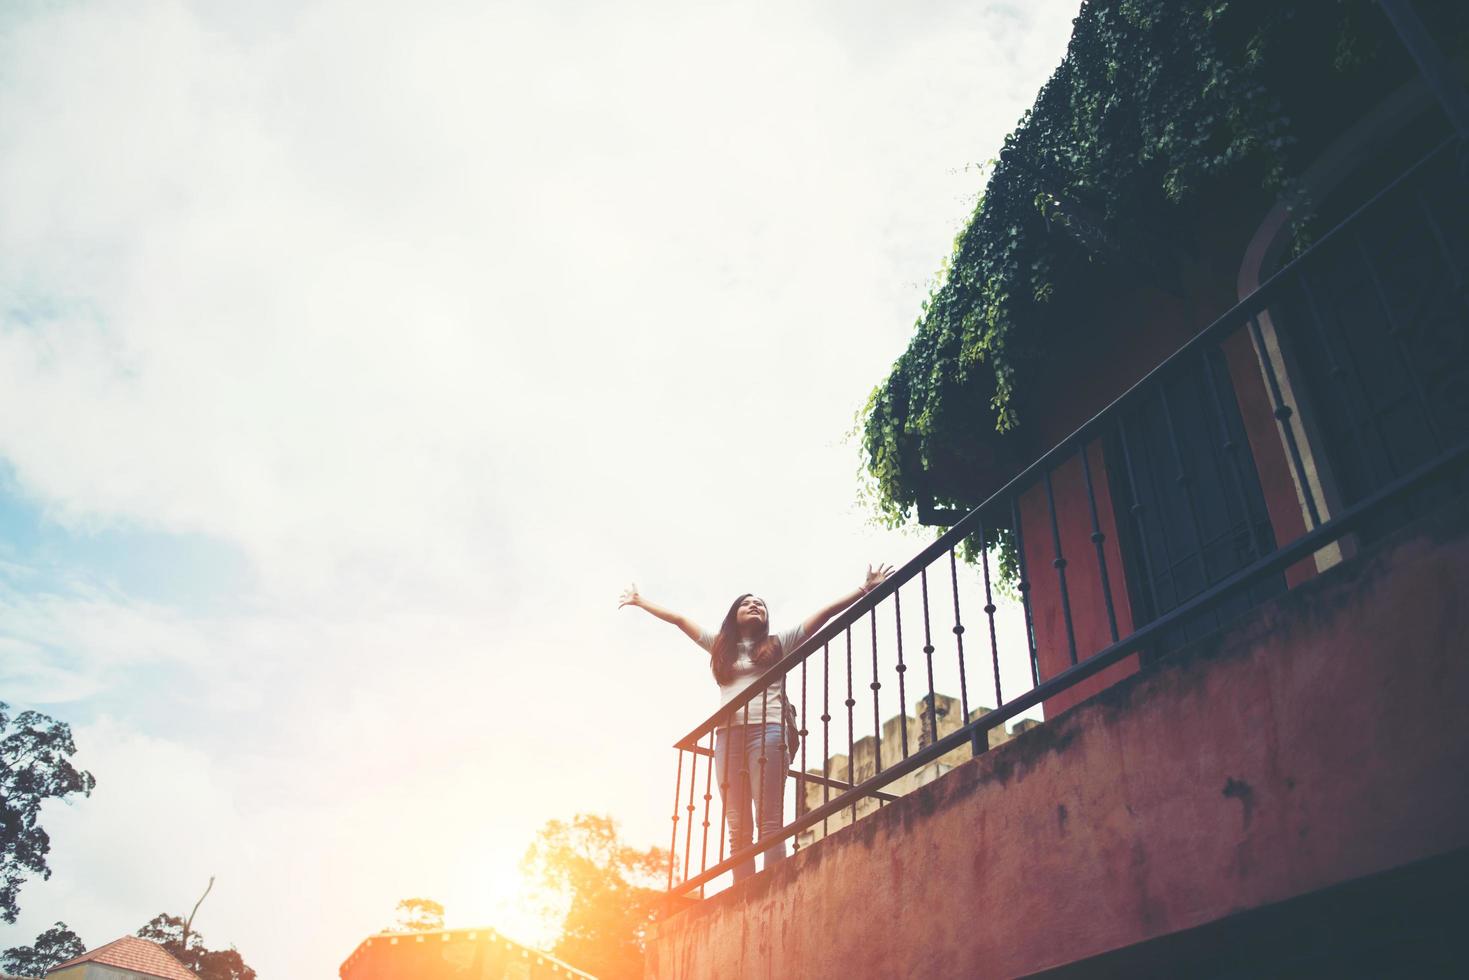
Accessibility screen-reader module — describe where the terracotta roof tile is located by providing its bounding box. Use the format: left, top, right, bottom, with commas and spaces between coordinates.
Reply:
48, 936, 196, 980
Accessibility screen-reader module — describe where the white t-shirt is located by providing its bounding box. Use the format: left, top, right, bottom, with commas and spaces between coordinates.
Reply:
698, 625, 808, 729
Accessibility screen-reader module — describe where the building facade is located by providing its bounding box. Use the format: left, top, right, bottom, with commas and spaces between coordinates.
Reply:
652, 1, 1469, 974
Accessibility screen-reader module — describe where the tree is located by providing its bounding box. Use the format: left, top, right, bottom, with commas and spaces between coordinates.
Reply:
136, 914, 256, 980
1, 920, 86, 977
522, 814, 668, 980
0, 702, 96, 923
387, 897, 445, 932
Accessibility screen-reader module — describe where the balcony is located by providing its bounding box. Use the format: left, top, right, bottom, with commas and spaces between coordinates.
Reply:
647, 133, 1469, 976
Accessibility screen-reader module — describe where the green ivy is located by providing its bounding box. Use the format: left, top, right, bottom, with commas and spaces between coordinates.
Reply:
861, 0, 1466, 532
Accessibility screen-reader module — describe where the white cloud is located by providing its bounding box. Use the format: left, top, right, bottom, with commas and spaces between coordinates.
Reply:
0, 0, 1080, 974
0, 573, 205, 703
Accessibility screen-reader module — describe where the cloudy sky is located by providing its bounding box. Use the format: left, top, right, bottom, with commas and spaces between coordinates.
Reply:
0, 1, 1079, 974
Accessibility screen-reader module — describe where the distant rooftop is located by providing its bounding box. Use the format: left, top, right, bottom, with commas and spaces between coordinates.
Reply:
48, 936, 194, 980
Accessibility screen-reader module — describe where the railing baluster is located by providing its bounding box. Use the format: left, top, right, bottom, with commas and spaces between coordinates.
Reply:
1297, 270, 1396, 489
946, 548, 970, 719
1415, 189, 1468, 300
978, 516, 1004, 706
821, 641, 831, 838
756, 688, 770, 858
1079, 445, 1121, 643
1413, 188, 1469, 493
667, 750, 684, 892
845, 626, 856, 824
1009, 495, 1041, 687
699, 730, 715, 894
949, 546, 986, 755
1353, 232, 1443, 451
919, 567, 938, 746
1248, 314, 1323, 528
683, 738, 698, 884
1043, 466, 1079, 664
735, 701, 751, 871
1200, 347, 1269, 564
718, 725, 729, 868
794, 656, 808, 853
1157, 382, 1214, 605
869, 609, 883, 788
1116, 417, 1169, 623
893, 588, 909, 759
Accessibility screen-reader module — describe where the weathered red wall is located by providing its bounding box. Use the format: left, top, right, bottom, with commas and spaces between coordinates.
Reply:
646, 502, 1469, 979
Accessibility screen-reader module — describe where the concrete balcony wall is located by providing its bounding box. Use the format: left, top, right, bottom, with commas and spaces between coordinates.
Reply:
646, 501, 1469, 979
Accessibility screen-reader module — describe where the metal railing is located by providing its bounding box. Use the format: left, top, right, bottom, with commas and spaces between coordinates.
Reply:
664, 134, 1469, 899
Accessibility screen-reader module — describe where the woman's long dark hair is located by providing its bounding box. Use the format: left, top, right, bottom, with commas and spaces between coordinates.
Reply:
710, 593, 783, 686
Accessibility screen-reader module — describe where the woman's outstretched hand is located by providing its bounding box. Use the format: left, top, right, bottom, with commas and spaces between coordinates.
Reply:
863, 563, 895, 593
618, 586, 704, 642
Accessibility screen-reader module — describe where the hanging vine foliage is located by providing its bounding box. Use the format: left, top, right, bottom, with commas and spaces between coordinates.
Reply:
860, 0, 1468, 531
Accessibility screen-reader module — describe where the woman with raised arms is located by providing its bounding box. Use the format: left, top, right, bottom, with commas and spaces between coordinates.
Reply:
619, 566, 893, 881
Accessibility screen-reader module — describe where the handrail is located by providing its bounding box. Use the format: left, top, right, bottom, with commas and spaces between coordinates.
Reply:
674, 135, 1459, 753
670, 438, 1469, 895
665, 133, 1468, 899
